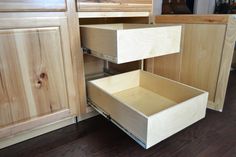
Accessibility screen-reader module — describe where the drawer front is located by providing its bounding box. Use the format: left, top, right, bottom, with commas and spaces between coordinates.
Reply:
0, 0, 66, 12
87, 70, 208, 149
77, 0, 152, 12
81, 24, 182, 64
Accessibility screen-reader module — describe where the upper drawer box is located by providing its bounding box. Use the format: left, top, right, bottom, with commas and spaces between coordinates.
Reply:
0, 0, 66, 12
80, 24, 182, 64
77, 0, 152, 12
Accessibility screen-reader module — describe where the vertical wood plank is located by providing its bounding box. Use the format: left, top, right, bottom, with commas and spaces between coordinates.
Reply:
214, 16, 236, 111
0, 70, 13, 127
67, 0, 87, 115
14, 28, 69, 116
180, 24, 226, 102
0, 31, 30, 125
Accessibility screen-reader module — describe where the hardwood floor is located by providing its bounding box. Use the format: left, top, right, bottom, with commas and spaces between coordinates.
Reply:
1, 71, 236, 157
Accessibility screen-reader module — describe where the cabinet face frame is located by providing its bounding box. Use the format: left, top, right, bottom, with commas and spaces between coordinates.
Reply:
150, 15, 236, 111
0, 17, 77, 137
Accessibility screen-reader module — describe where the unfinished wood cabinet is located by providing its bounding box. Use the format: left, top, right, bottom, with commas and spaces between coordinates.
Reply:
0, 17, 77, 138
88, 70, 208, 149
77, 0, 152, 12
146, 15, 236, 111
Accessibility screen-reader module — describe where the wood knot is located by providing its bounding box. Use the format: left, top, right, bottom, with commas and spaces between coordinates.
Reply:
35, 80, 42, 88
40, 73, 47, 79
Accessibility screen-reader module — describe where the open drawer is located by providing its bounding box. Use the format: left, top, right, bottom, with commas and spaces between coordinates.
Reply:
80, 24, 182, 64
87, 70, 208, 149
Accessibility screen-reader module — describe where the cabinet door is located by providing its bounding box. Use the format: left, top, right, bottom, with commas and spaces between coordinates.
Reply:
0, 17, 75, 136
0, 0, 66, 12
147, 24, 226, 108
77, 0, 152, 12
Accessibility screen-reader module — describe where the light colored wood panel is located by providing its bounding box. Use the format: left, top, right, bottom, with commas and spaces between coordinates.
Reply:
180, 24, 226, 102
77, 0, 152, 12
0, 109, 70, 139
88, 76, 148, 144
0, 32, 30, 126
155, 15, 229, 24
78, 12, 150, 18
113, 87, 176, 116
0, 17, 76, 129
153, 53, 181, 81
145, 58, 154, 73
0, 110, 98, 149
0, 76, 12, 127
0, 12, 66, 18
0, 0, 66, 12
84, 55, 104, 76
215, 16, 236, 111
151, 24, 185, 81
140, 70, 203, 103
13, 27, 69, 115
0, 16, 80, 116
147, 92, 208, 148
90, 70, 140, 94
80, 24, 182, 64
66, 0, 87, 114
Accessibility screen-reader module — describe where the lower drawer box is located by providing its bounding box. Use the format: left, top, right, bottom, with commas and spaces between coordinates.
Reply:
87, 70, 208, 149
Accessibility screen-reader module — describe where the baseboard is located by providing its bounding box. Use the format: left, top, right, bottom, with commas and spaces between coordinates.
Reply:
0, 110, 98, 149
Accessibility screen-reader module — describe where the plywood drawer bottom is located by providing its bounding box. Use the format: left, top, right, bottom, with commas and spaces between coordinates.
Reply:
87, 70, 208, 149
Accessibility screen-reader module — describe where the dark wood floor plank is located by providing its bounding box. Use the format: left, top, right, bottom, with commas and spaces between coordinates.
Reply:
1, 71, 236, 157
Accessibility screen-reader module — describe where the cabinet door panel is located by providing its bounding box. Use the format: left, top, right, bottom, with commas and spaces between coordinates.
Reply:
180, 24, 226, 102
0, 27, 69, 127
0, 33, 30, 126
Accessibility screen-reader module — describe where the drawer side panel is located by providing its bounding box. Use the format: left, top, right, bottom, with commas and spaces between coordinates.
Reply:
87, 82, 148, 144
146, 92, 208, 149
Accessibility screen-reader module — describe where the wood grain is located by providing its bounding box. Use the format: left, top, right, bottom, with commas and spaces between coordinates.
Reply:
155, 15, 229, 24
77, 0, 152, 12
88, 70, 208, 149
80, 24, 182, 64
1, 70, 236, 156
0, 0, 66, 12
66, 0, 87, 115
214, 16, 236, 111
0, 17, 76, 132
0, 31, 30, 127
150, 15, 236, 111
180, 24, 226, 102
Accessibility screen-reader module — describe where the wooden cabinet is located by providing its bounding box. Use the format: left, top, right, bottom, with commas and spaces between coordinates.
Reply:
0, 17, 77, 138
0, 0, 66, 12
77, 0, 152, 12
147, 15, 236, 111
